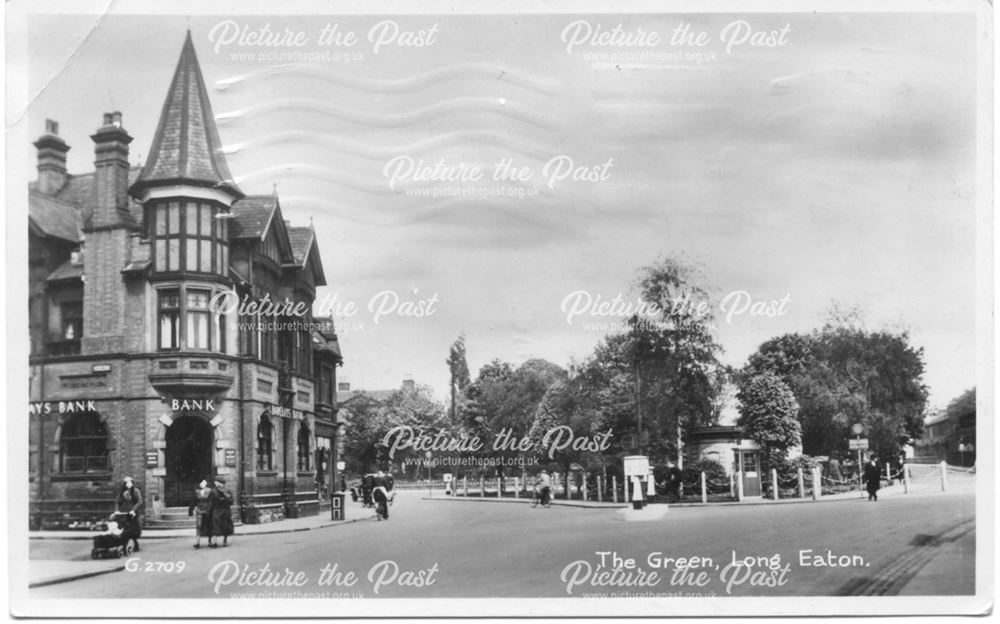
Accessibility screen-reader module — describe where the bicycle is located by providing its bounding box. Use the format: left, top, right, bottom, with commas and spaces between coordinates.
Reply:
530, 486, 552, 508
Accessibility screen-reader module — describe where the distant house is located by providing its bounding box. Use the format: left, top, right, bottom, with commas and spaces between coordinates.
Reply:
914, 407, 975, 466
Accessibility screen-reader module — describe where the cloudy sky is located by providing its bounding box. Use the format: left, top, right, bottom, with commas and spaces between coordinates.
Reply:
18, 9, 982, 409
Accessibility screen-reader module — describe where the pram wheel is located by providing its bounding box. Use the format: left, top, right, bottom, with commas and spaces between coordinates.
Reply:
122, 543, 133, 557
91, 548, 99, 559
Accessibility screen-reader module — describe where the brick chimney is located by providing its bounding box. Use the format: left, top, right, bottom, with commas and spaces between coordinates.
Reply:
402, 377, 415, 392
33, 119, 70, 194
88, 112, 133, 229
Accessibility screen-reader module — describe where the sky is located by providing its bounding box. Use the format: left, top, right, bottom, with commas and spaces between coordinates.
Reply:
17, 10, 982, 410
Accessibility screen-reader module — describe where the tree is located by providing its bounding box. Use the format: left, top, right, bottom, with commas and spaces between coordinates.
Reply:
340, 385, 448, 477
737, 372, 801, 478
445, 333, 472, 425
576, 257, 723, 465
461, 358, 567, 484
741, 312, 929, 460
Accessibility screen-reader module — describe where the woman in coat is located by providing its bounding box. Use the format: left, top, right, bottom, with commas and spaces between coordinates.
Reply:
211, 477, 235, 547
863, 456, 882, 502
187, 479, 215, 549
115, 476, 143, 552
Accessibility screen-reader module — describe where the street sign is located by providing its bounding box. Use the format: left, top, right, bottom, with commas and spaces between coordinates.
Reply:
224, 448, 236, 466
851, 423, 864, 436
145, 451, 158, 468
443, 473, 453, 483
849, 438, 869, 450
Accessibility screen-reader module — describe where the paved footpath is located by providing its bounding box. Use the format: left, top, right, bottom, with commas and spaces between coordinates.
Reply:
28, 510, 376, 588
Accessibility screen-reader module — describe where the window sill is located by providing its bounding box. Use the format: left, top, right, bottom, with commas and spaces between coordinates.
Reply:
297, 471, 315, 477
256, 471, 278, 477
51, 473, 113, 482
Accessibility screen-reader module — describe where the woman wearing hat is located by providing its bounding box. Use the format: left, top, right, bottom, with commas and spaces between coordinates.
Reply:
188, 479, 215, 549
115, 476, 143, 552
210, 477, 235, 547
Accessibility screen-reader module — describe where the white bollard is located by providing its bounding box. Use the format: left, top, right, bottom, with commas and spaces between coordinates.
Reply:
811, 467, 821, 500
463, 476, 469, 497
583, 473, 589, 501
797, 467, 805, 499
903, 464, 910, 493
886, 463, 892, 485
729, 472, 734, 497
700, 471, 707, 504
514, 477, 520, 498
771, 468, 779, 501
736, 471, 744, 502
940, 461, 948, 492
612, 476, 618, 503
597, 476, 603, 502
480, 476, 485, 497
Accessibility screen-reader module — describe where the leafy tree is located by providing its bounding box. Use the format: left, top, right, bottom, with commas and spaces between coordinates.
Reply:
741, 314, 928, 460
340, 385, 448, 478
737, 372, 801, 478
446, 333, 472, 425
574, 256, 723, 466
462, 358, 567, 483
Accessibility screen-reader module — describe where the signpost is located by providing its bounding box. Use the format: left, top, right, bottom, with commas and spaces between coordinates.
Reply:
425, 450, 433, 497
850, 424, 867, 492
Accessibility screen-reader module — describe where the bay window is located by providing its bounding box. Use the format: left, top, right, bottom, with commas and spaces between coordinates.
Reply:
149, 200, 229, 276
157, 286, 228, 353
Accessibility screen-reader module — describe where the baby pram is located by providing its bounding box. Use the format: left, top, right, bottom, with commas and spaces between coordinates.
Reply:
91, 513, 135, 559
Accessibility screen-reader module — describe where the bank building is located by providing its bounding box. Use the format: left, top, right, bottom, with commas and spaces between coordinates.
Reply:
28, 33, 345, 529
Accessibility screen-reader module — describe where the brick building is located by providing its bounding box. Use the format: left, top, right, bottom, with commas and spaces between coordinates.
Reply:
28, 33, 344, 529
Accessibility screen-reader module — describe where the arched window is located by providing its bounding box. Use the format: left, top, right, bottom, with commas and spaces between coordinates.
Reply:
256, 416, 274, 471
60, 413, 109, 474
297, 423, 311, 471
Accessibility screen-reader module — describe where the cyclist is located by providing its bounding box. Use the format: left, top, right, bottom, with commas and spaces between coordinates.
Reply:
534, 470, 552, 506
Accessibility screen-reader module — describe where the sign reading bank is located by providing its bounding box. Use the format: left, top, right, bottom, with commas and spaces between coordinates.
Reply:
28, 400, 97, 415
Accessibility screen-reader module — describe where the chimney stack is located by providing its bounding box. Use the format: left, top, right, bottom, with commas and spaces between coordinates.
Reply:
89, 111, 133, 229
402, 377, 415, 392
33, 119, 70, 194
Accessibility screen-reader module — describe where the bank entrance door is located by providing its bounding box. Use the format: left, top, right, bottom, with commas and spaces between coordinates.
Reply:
740, 450, 762, 497
165, 415, 214, 507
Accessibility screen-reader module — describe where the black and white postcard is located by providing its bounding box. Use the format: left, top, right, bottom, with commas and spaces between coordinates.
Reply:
6, 0, 993, 618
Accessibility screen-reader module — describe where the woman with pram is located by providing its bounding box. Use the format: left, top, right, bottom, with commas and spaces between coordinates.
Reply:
115, 476, 143, 553
188, 479, 215, 549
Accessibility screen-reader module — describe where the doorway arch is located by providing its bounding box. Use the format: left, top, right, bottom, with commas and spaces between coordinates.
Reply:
164, 414, 214, 507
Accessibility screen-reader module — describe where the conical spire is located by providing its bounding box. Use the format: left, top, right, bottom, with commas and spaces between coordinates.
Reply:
129, 31, 242, 199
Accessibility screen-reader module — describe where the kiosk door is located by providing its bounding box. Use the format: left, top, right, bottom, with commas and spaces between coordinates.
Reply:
741, 451, 762, 497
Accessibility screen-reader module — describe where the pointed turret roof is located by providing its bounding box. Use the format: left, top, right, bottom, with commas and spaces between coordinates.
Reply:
129, 32, 242, 199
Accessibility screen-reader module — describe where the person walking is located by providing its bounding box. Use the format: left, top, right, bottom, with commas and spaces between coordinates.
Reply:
211, 477, 235, 547
187, 479, 214, 549
372, 470, 391, 520
661, 460, 683, 503
115, 476, 143, 553
864, 455, 882, 502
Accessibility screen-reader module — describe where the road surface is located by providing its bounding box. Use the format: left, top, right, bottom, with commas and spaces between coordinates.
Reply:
30, 489, 974, 599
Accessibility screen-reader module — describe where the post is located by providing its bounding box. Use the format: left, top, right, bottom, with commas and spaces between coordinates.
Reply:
797, 467, 805, 499
903, 464, 910, 493
886, 463, 892, 485
565, 472, 570, 500
857, 446, 863, 493
700, 471, 707, 504
514, 477, 520, 498
583, 473, 589, 501
940, 461, 947, 492
729, 472, 734, 497
463, 475, 469, 497
811, 466, 821, 500
480, 475, 485, 497
597, 476, 603, 502
736, 471, 744, 502
612, 476, 618, 503
771, 468, 779, 500
498, 476, 503, 497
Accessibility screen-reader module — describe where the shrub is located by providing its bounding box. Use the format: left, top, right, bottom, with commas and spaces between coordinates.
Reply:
682, 458, 728, 487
